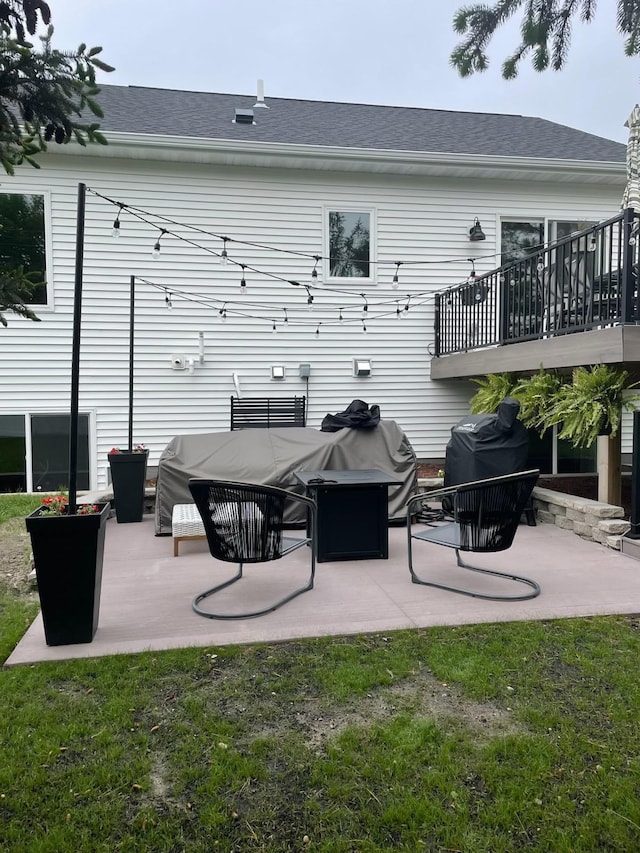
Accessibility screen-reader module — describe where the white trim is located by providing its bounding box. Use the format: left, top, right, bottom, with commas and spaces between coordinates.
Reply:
323, 205, 377, 286
46, 132, 626, 184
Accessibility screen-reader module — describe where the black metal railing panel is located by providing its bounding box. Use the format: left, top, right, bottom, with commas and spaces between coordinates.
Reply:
435, 210, 640, 357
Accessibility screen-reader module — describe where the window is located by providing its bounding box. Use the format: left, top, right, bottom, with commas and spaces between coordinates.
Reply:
0, 191, 48, 305
0, 413, 90, 493
501, 220, 544, 264
325, 209, 374, 283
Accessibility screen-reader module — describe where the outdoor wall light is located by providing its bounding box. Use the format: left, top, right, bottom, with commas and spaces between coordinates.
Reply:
271, 365, 286, 380
353, 359, 372, 377
469, 218, 486, 241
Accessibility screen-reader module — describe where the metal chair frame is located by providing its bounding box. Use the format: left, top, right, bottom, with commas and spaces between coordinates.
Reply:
188, 479, 317, 619
406, 469, 541, 601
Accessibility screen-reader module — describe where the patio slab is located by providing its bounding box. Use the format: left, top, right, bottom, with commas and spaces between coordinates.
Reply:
5, 516, 640, 667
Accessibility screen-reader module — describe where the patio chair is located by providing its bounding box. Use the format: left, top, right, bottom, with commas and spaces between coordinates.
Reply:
188, 479, 317, 619
406, 469, 541, 601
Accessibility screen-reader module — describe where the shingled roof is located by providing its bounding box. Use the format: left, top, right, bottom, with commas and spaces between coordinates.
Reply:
94, 84, 626, 163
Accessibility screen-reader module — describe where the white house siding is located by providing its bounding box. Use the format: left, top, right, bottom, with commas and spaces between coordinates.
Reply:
0, 149, 623, 490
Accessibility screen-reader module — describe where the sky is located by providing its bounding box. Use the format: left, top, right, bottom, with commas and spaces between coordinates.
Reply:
45, 0, 640, 144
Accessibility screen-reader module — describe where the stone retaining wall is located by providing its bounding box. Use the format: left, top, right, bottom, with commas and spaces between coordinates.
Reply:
417, 478, 630, 551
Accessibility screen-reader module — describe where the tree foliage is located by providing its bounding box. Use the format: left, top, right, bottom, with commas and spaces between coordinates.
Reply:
0, 0, 114, 174
451, 0, 640, 79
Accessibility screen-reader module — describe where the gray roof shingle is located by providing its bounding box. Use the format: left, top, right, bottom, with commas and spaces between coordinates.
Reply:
94, 84, 626, 163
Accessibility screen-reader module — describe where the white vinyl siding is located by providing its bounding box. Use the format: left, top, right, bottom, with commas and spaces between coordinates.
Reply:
0, 151, 624, 489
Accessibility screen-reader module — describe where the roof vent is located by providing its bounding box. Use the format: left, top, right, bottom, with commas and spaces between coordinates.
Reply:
253, 79, 269, 109
233, 108, 255, 125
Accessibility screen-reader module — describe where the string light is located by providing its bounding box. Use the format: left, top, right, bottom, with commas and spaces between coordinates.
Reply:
311, 255, 321, 283
588, 234, 597, 252
392, 261, 402, 289
152, 228, 167, 259
467, 259, 476, 282
537, 258, 545, 274
396, 301, 401, 318
360, 293, 368, 320
219, 303, 227, 322
112, 203, 124, 237
220, 236, 229, 265
315, 323, 321, 337
282, 307, 288, 324
402, 295, 411, 317
306, 287, 314, 311
338, 307, 344, 323
362, 318, 367, 334
272, 320, 277, 334
240, 264, 247, 295
165, 289, 172, 309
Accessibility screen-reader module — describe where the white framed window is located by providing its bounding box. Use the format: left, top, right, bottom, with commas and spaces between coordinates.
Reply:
323, 207, 376, 285
0, 189, 53, 308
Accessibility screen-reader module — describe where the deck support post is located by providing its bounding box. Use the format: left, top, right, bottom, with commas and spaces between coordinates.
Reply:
597, 431, 621, 506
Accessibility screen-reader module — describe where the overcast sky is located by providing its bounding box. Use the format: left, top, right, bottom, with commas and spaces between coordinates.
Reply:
48, 0, 640, 144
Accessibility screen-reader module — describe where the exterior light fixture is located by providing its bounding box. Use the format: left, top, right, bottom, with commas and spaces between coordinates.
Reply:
469, 218, 486, 242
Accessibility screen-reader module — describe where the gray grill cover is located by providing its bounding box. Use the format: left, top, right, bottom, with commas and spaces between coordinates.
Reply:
155, 420, 417, 535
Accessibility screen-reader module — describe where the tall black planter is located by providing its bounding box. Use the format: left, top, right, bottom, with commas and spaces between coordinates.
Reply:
108, 450, 148, 523
25, 503, 109, 646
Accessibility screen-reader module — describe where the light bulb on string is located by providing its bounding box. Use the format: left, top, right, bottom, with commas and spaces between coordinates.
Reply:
112, 204, 123, 237
402, 295, 411, 317
152, 228, 166, 259
282, 307, 288, 324
240, 264, 247, 295
396, 301, 401, 318
338, 307, 344, 324
219, 303, 227, 322
219, 236, 229, 265
537, 258, 545, 274
588, 234, 597, 252
392, 261, 402, 289
272, 321, 277, 335
467, 259, 476, 283
360, 293, 368, 320
306, 286, 314, 312
311, 255, 321, 284
315, 323, 321, 338
165, 290, 172, 309
362, 319, 367, 334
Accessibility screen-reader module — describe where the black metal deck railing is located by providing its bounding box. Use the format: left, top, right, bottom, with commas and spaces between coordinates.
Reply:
434, 209, 640, 357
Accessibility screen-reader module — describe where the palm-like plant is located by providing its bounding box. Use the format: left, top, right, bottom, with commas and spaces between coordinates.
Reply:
542, 365, 639, 448
469, 373, 518, 414
513, 367, 564, 434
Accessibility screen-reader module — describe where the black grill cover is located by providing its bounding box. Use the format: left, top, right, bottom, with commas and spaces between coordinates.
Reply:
444, 398, 529, 488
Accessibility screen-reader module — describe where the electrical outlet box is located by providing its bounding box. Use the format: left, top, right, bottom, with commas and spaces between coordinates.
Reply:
299, 363, 311, 378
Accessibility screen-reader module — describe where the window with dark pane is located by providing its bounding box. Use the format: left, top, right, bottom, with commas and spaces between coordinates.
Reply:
329, 211, 370, 278
0, 192, 47, 304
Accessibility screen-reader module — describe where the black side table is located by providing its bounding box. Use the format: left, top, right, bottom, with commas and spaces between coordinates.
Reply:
294, 469, 402, 562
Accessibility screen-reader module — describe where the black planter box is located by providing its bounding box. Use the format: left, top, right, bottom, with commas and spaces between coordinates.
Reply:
25, 503, 110, 646
108, 450, 148, 523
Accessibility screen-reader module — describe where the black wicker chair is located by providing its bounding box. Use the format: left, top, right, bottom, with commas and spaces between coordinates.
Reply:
188, 479, 317, 619
406, 469, 541, 601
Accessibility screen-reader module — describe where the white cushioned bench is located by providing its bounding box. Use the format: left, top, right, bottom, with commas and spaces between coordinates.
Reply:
171, 503, 206, 556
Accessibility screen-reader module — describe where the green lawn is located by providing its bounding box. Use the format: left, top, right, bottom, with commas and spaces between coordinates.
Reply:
1, 498, 639, 852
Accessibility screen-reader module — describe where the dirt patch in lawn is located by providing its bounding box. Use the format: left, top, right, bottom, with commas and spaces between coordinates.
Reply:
0, 517, 36, 596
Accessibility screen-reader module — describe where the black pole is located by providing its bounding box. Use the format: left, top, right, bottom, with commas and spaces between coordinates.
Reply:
68, 182, 86, 513
626, 410, 640, 539
128, 275, 135, 452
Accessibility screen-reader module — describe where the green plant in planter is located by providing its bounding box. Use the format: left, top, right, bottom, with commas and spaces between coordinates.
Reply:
513, 367, 564, 434
469, 373, 518, 414
543, 365, 639, 448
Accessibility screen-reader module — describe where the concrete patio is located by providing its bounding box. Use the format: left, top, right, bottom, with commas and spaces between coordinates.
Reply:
5, 514, 640, 667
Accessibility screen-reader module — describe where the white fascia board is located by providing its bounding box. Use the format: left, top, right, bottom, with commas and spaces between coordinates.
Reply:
50, 131, 626, 183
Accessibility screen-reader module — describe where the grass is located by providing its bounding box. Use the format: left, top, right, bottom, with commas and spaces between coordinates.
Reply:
1, 498, 640, 851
